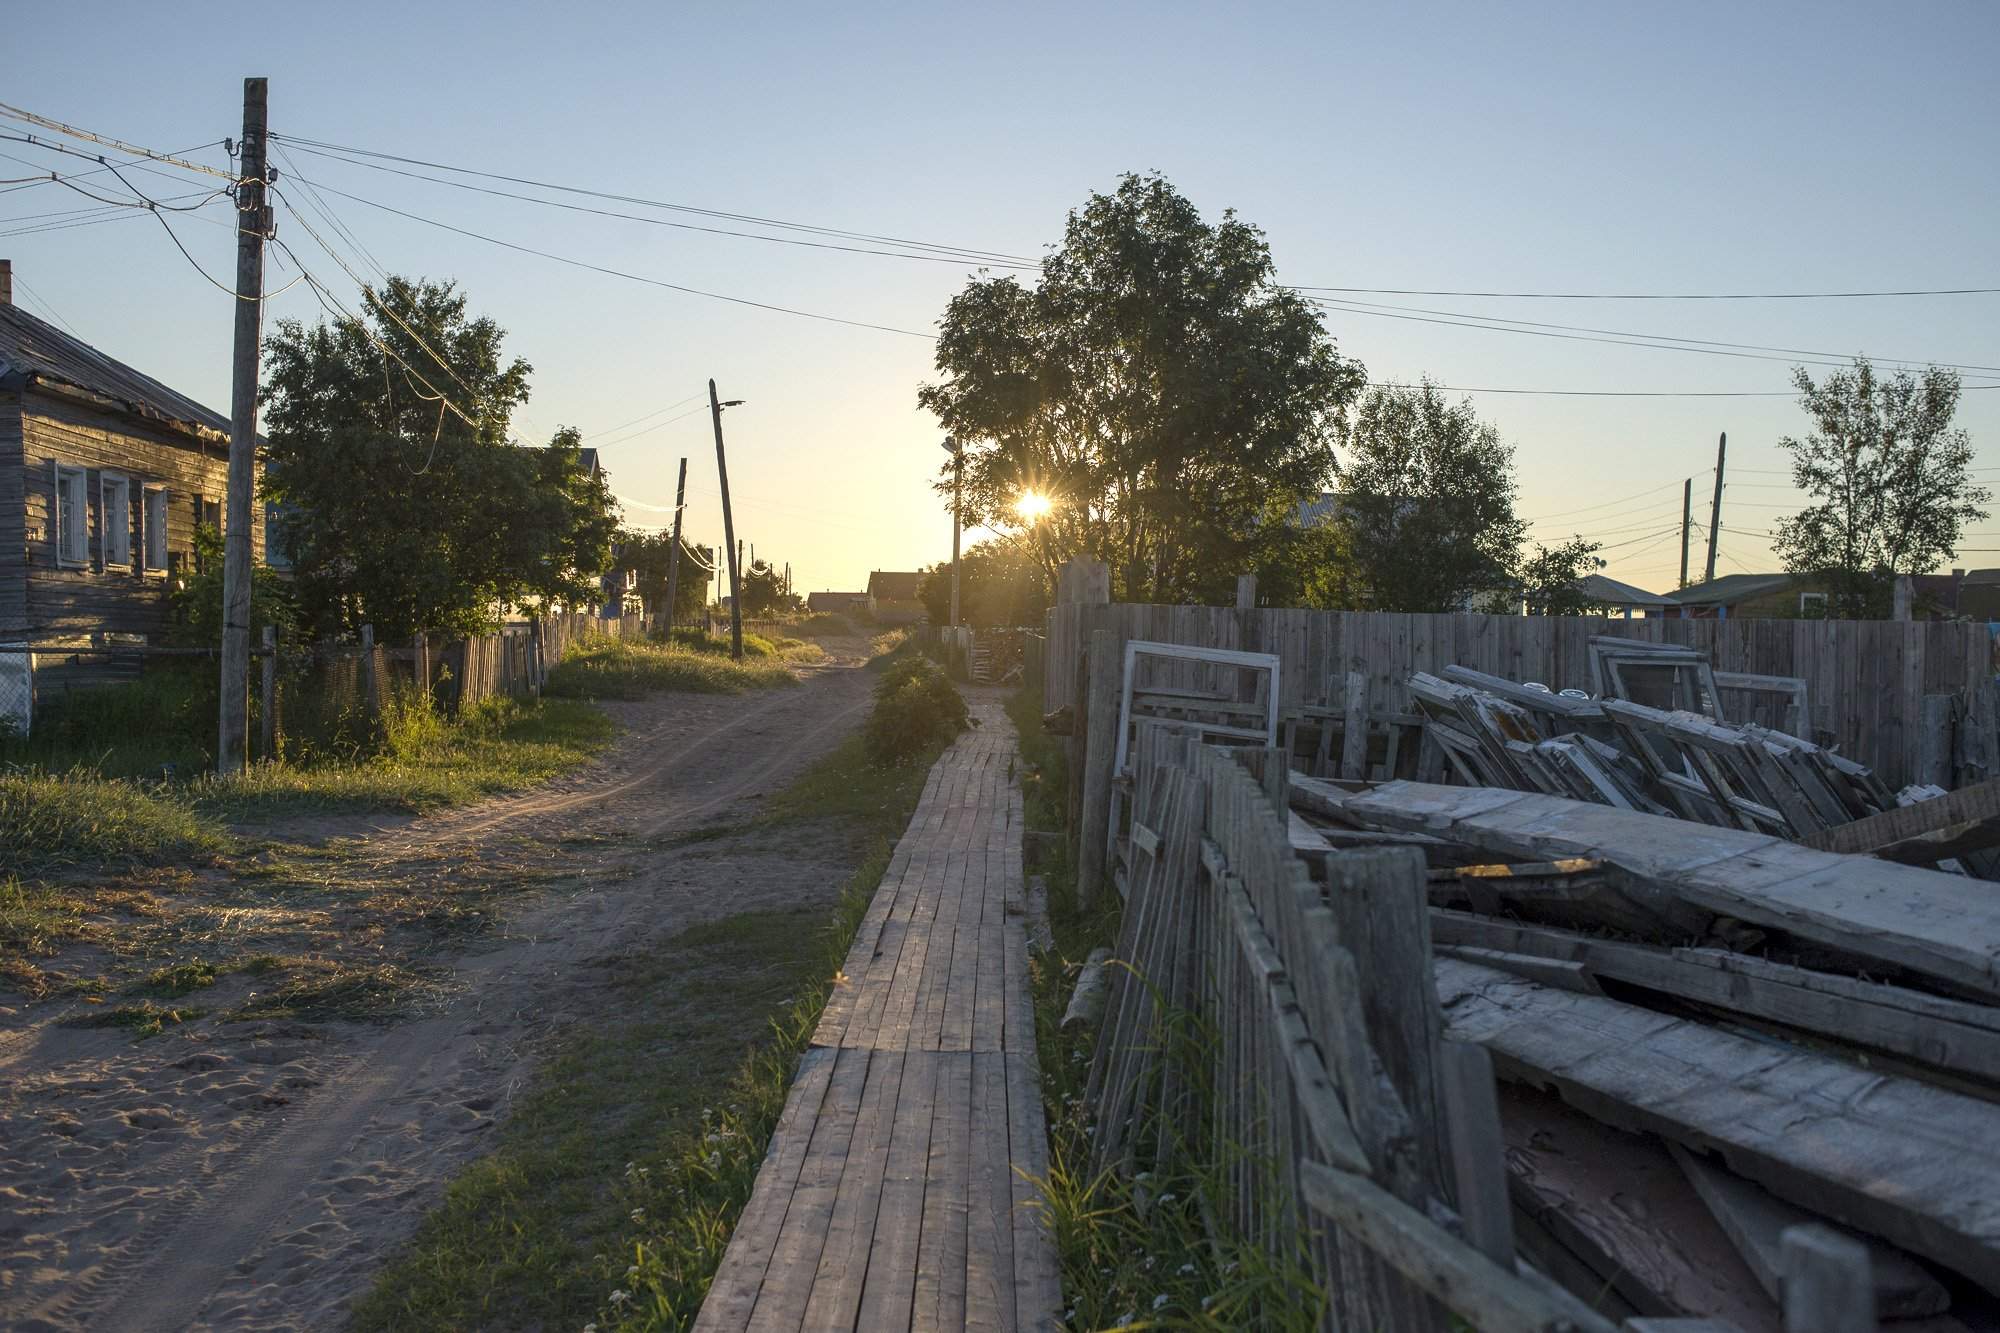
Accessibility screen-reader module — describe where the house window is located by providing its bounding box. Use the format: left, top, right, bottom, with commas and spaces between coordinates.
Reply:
52, 463, 88, 566
143, 486, 169, 572
101, 472, 132, 569
1799, 591, 1828, 618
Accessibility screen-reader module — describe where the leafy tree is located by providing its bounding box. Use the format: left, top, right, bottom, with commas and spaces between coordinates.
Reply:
1323, 382, 1525, 611
1516, 536, 1607, 616
1772, 359, 1989, 618
918, 173, 1365, 604
917, 541, 1051, 627
614, 529, 714, 622
737, 560, 796, 618
261, 277, 618, 639
169, 523, 297, 645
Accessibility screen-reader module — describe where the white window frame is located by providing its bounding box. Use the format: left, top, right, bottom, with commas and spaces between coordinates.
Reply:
100, 471, 132, 570
1799, 591, 1829, 617
142, 485, 170, 574
51, 462, 88, 567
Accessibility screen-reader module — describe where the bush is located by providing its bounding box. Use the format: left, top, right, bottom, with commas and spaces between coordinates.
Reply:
863, 656, 968, 766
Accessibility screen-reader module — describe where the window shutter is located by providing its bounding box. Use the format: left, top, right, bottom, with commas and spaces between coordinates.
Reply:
48, 458, 59, 561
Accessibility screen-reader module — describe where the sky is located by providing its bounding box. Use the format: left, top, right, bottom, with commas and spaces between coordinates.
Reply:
6, 0, 1997, 598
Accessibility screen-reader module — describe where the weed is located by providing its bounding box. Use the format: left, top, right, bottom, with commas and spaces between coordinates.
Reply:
863, 655, 969, 766
546, 636, 800, 700
0, 772, 228, 870
137, 959, 219, 996
68, 1000, 205, 1039
231, 958, 426, 1023
0, 876, 93, 955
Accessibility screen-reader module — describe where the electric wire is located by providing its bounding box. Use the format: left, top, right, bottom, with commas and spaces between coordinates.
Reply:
1293, 282, 2000, 301
0, 103, 237, 181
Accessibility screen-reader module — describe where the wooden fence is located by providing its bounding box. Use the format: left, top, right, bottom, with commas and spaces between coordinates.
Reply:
1089, 722, 1622, 1331
1045, 601, 1999, 792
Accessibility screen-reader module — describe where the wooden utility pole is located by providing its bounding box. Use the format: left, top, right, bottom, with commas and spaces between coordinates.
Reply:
217, 76, 269, 776
943, 437, 962, 627
663, 455, 688, 634
1679, 477, 1693, 587
709, 379, 744, 659
1703, 432, 1726, 586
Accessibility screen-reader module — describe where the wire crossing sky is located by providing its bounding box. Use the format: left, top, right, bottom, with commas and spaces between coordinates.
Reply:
4, 0, 1996, 596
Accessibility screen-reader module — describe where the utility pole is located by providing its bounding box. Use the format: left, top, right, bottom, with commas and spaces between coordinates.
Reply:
1679, 477, 1693, 588
942, 437, 962, 627
218, 76, 269, 777
1704, 431, 1726, 586
662, 455, 687, 636
708, 379, 744, 658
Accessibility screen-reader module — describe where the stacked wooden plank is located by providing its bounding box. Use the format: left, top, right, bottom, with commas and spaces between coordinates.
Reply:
1294, 775, 2000, 1331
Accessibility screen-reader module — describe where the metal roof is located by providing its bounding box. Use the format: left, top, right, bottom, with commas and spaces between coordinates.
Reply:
0, 300, 230, 440
1577, 573, 1674, 606
1666, 572, 1795, 606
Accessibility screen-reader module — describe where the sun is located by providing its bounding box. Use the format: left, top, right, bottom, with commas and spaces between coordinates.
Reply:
1015, 489, 1053, 522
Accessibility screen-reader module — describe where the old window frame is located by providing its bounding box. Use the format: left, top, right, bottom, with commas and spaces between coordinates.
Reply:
100, 470, 132, 569
142, 485, 170, 574
51, 462, 88, 567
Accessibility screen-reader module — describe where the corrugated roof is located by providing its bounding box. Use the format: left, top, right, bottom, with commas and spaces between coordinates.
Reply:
0, 300, 230, 440
1667, 572, 1795, 606
1577, 573, 1673, 606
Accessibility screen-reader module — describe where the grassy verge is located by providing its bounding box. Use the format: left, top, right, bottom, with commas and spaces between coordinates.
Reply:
351, 725, 947, 1333
1, 770, 228, 871
1007, 685, 1322, 1331
547, 637, 806, 700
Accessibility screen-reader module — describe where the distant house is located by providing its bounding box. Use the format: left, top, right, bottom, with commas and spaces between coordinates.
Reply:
1577, 573, 1675, 619
867, 570, 927, 624
807, 590, 872, 614
1665, 572, 1809, 619
1, 262, 263, 644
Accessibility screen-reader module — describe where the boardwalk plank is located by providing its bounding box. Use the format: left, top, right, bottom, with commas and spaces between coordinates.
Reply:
746, 1046, 872, 1329
915, 1049, 975, 1331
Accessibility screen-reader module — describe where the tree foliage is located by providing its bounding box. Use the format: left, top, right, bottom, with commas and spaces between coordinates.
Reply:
736, 560, 797, 618
614, 529, 714, 622
917, 541, 1051, 628
261, 277, 618, 639
1516, 536, 1608, 617
1772, 359, 1988, 618
918, 173, 1365, 604
1321, 382, 1525, 611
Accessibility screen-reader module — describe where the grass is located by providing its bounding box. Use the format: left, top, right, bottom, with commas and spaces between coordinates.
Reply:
546, 636, 804, 700
1005, 685, 1324, 1331
0, 875, 95, 955
66, 998, 206, 1039
352, 705, 952, 1333
0, 769, 229, 870
230, 957, 429, 1023
0, 661, 219, 778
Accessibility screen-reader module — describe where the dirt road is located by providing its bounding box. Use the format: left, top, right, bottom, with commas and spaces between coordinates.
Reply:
0, 645, 879, 1332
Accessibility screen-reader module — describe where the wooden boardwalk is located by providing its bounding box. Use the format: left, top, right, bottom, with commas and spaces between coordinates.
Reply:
696, 701, 1062, 1332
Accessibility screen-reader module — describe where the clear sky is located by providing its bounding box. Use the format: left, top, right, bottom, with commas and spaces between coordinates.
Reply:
7, 0, 1997, 597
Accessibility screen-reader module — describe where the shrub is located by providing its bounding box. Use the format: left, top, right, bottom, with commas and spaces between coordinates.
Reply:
863, 656, 968, 766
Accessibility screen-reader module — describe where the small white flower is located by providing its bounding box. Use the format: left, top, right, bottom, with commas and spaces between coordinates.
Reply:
1178, 1263, 1196, 1275
629, 1208, 646, 1223
609, 1288, 631, 1306
1153, 1294, 1170, 1310
584, 1323, 599, 1332
626, 1265, 640, 1280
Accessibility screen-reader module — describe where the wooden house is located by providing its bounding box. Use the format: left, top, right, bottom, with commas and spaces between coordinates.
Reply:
0, 262, 262, 645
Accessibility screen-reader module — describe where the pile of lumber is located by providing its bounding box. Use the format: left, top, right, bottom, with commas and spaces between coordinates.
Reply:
1409, 640, 1900, 843
1292, 775, 2000, 1332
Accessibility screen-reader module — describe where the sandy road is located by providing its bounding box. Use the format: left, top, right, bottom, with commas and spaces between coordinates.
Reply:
0, 647, 879, 1332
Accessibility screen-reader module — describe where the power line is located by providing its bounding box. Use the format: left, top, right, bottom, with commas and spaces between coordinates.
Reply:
0, 107, 235, 181
1293, 282, 2000, 301
276, 142, 1041, 271
295, 176, 938, 339
589, 395, 704, 439
270, 132, 1039, 266
1522, 477, 1689, 522
1322, 295, 2000, 378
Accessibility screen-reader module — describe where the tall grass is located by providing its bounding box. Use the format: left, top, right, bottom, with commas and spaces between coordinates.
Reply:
546, 636, 803, 700
0, 662, 219, 778
0, 768, 227, 870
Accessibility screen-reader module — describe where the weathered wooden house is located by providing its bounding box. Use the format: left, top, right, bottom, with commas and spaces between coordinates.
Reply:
0, 262, 262, 645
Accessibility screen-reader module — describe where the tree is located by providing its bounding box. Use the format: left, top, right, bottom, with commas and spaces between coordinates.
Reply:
917, 541, 1051, 628
1516, 536, 1607, 616
1772, 359, 1989, 618
737, 560, 796, 618
261, 277, 619, 639
1323, 382, 1525, 611
614, 529, 714, 622
918, 173, 1365, 604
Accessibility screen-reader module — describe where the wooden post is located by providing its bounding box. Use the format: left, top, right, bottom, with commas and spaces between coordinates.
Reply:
709, 379, 744, 659
1680, 476, 1693, 588
216, 76, 269, 776
1704, 432, 1726, 585
1341, 669, 1369, 780
258, 625, 276, 762
413, 631, 429, 706
359, 623, 379, 725
1894, 574, 1914, 621
1918, 693, 1954, 789
663, 455, 688, 637
1078, 627, 1122, 904
1439, 1040, 1515, 1268
1780, 1224, 1875, 1333
1235, 573, 1256, 610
